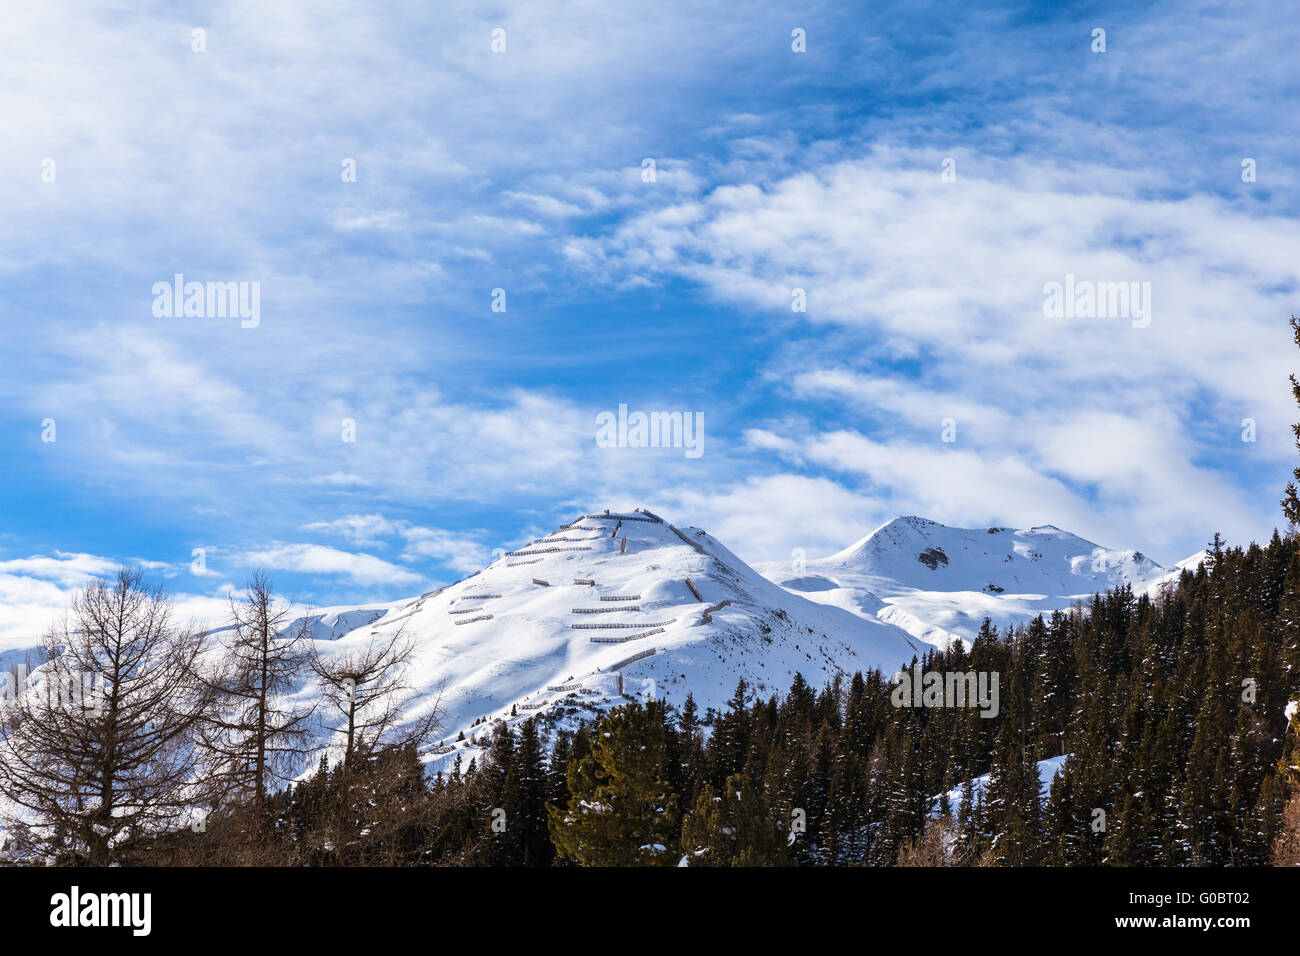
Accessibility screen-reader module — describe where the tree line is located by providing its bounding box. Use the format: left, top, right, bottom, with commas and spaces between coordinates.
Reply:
3, 530, 1298, 865
156, 528, 1300, 865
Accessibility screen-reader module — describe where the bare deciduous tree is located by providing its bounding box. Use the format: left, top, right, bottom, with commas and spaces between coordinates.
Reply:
196, 571, 316, 816
0, 569, 210, 864
1272, 793, 1300, 866
310, 626, 441, 769
306, 626, 442, 863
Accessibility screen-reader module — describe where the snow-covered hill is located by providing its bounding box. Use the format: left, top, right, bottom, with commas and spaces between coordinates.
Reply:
286, 512, 1203, 768
311, 510, 924, 769
756, 516, 1181, 652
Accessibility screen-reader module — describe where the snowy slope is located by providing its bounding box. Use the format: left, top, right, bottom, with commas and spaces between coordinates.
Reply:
931, 754, 1070, 815
310, 510, 923, 770
1171, 550, 1211, 575
287, 605, 395, 641
757, 516, 1178, 652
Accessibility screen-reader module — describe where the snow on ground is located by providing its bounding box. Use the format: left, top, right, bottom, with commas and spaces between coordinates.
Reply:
205, 603, 398, 643
930, 754, 1071, 815
0, 510, 1202, 778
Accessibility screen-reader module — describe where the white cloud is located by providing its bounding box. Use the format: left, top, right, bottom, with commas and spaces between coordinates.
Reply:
654, 474, 885, 563
310, 473, 370, 488
0, 555, 235, 653
301, 514, 401, 547
396, 527, 492, 573
579, 147, 1299, 556
235, 544, 424, 587
0, 553, 119, 588
2, 0, 1296, 589
302, 514, 492, 573
506, 192, 586, 218
334, 211, 408, 232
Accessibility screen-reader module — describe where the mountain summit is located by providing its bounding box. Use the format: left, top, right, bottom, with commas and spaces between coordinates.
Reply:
756, 516, 1180, 652
319, 509, 920, 767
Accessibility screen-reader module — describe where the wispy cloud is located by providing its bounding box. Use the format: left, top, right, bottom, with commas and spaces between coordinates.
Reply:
302, 514, 492, 572
234, 544, 424, 588
577, 146, 1298, 556
1, 0, 1295, 605
0, 553, 237, 652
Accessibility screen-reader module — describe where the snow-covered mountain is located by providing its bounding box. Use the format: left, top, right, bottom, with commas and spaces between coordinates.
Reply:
300, 511, 1207, 768
310, 509, 924, 768
1, 509, 1199, 776
756, 516, 1184, 652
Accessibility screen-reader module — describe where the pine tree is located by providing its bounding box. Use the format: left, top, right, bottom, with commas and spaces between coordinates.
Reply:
676, 692, 706, 810
546, 730, 573, 810
709, 678, 752, 789
680, 773, 788, 866
983, 720, 1043, 866
513, 718, 551, 866
549, 702, 677, 866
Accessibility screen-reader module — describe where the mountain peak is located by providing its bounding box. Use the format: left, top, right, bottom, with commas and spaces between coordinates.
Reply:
830, 515, 1159, 573
758, 515, 1175, 651
317, 509, 917, 770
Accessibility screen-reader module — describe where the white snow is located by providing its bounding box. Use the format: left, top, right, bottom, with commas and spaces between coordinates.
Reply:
757, 516, 1181, 650
206, 603, 396, 643
0, 509, 1201, 780
302, 510, 924, 772
931, 754, 1070, 815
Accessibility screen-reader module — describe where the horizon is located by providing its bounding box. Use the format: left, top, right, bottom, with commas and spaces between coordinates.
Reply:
0, 502, 1230, 648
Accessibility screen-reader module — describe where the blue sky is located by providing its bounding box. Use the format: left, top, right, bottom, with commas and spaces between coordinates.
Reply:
2, 0, 1299, 640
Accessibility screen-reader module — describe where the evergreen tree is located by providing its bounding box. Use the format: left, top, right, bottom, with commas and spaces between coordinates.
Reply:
513, 718, 551, 866
680, 773, 789, 866
549, 702, 677, 866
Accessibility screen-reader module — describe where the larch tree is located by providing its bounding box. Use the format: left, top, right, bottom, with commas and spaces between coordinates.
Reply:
308, 626, 442, 863
0, 569, 211, 864
196, 571, 316, 819
310, 626, 441, 768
